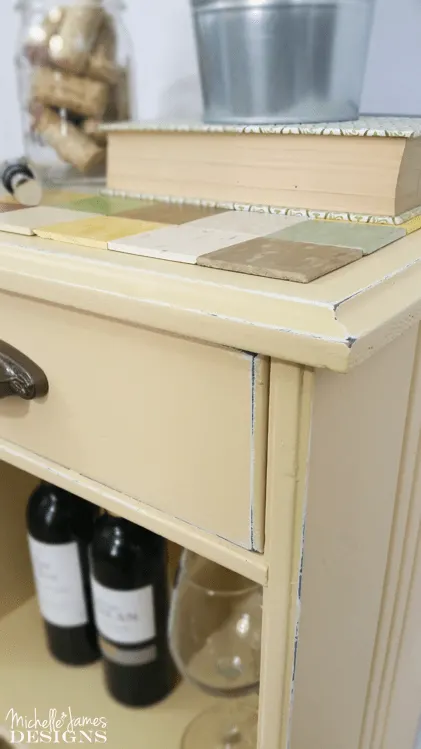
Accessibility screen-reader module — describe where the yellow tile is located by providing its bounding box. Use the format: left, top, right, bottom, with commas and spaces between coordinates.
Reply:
400, 215, 421, 235
34, 216, 166, 249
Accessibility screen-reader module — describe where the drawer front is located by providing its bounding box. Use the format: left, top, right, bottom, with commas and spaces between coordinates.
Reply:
0, 291, 268, 550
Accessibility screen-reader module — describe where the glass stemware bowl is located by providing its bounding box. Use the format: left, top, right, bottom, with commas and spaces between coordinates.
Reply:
169, 551, 263, 749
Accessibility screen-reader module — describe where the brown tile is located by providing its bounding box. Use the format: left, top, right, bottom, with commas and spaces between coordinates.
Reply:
197, 237, 362, 283
118, 203, 224, 224
0, 202, 25, 213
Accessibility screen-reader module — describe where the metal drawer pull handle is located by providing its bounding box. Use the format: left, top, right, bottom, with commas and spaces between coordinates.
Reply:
0, 341, 49, 400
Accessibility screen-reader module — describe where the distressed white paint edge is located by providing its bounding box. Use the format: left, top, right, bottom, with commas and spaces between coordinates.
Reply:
257, 364, 315, 749
249, 354, 269, 553
250, 355, 257, 550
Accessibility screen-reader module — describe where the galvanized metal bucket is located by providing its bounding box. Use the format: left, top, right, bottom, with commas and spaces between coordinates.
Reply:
191, 0, 374, 124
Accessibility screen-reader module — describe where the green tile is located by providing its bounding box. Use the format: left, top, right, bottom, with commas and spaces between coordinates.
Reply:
272, 220, 406, 255
60, 196, 150, 216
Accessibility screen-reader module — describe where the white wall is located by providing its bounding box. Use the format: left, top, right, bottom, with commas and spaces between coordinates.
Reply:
0, 0, 420, 161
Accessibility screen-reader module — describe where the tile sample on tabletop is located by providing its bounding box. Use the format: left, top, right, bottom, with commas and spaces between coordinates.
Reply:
275, 220, 405, 254
0, 190, 90, 208
400, 215, 421, 235
109, 224, 254, 264
40, 191, 93, 206
197, 237, 362, 283
119, 203, 225, 225
62, 195, 150, 216
34, 215, 167, 249
0, 207, 97, 236
188, 210, 307, 236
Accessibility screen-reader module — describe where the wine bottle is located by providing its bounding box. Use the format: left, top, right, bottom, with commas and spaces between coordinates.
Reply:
26, 482, 100, 666
90, 513, 177, 707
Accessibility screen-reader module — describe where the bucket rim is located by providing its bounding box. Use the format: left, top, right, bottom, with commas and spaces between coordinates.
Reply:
191, 0, 370, 9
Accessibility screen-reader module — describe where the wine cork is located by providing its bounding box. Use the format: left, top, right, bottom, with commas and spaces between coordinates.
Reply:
82, 119, 107, 145
88, 14, 119, 84
33, 108, 105, 174
32, 67, 109, 119
24, 6, 66, 65
117, 69, 132, 121
105, 69, 131, 122
48, 1, 104, 75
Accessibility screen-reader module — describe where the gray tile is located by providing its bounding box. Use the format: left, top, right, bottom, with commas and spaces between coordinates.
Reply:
189, 211, 307, 236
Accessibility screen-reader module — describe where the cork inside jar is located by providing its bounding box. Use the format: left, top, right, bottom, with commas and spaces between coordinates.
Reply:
15, 0, 133, 184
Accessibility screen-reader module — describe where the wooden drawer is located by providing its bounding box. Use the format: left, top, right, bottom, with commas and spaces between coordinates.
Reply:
0, 291, 268, 550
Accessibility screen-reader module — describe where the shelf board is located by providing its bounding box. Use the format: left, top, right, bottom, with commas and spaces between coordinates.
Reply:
0, 598, 216, 749
0, 440, 268, 586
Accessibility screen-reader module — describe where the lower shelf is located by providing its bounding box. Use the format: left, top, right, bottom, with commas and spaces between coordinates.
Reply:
0, 598, 216, 749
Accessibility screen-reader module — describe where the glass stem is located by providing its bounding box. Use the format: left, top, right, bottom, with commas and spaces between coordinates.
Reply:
220, 725, 243, 748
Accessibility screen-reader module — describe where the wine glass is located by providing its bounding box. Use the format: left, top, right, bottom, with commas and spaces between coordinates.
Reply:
169, 551, 262, 749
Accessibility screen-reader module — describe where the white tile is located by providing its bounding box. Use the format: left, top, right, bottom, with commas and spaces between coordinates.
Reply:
0, 207, 97, 236
109, 225, 254, 264
187, 211, 307, 236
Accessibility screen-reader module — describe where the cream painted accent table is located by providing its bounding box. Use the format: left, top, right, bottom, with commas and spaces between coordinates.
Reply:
0, 227, 420, 749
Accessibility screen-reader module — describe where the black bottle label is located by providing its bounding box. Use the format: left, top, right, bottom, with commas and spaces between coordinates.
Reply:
91, 578, 156, 645
28, 536, 88, 627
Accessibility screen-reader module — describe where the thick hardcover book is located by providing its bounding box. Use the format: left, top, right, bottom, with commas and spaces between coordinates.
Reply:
103, 118, 421, 220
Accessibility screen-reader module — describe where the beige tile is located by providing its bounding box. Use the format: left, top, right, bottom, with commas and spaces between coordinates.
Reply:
188, 211, 307, 236
109, 225, 253, 264
197, 237, 362, 283
0, 207, 97, 236
35, 216, 166, 249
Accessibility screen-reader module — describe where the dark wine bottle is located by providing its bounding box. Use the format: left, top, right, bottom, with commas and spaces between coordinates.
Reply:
26, 482, 100, 666
90, 513, 177, 707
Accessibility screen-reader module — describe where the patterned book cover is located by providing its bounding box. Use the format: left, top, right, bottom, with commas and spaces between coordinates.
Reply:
101, 117, 421, 139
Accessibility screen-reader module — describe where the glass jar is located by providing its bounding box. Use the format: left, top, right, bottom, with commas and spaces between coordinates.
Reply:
15, 0, 134, 184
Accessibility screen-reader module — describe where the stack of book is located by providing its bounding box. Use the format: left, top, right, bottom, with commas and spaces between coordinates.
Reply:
102, 118, 421, 223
